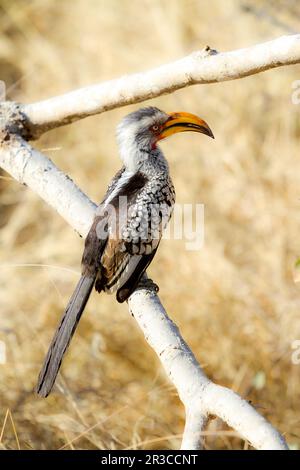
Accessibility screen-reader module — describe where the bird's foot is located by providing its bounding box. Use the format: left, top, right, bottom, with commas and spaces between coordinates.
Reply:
137, 276, 159, 294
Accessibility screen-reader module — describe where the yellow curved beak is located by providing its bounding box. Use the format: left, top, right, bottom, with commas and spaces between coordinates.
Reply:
158, 112, 214, 141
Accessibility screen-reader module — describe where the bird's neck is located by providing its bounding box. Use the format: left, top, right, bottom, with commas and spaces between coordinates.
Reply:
139, 150, 169, 178
120, 143, 169, 176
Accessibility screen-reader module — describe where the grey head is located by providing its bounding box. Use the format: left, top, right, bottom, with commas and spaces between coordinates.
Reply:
116, 107, 170, 172
116, 106, 214, 172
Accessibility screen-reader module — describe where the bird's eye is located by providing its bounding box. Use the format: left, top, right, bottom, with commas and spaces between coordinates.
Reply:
151, 124, 160, 132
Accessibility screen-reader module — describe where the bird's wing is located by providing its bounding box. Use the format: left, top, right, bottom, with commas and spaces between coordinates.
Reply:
81, 214, 108, 276
93, 170, 149, 294
101, 166, 126, 202
81, 166, 128, 277
97, 238, 143, 292
95, 172, 174, 302
116, 248, 158, 303
97, 236, 158, 303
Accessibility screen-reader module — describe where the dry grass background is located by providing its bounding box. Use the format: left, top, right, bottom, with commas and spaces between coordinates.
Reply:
0, 0, 300, 450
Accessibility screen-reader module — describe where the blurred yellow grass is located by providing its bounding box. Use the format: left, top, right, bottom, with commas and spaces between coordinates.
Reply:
0, 0, 300, 449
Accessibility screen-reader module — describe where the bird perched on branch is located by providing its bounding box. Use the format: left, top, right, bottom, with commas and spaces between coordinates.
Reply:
36, 106, 214, 397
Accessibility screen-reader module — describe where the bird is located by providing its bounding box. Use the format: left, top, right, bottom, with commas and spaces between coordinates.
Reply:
36, 106, 214, 397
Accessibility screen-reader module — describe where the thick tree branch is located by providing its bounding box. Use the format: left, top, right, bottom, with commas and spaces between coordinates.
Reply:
18, 34, 300, 138
128, 287, 287, 450
0, 137, 288, 450
0, 135, 96, 236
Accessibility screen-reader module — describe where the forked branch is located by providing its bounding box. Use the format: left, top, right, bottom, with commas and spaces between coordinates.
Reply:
0, 35, 294, 450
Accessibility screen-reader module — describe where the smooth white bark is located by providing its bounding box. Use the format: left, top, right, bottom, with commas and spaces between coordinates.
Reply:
0, 135, 96, 237
22, 34, 300, 137
128, 288, 287, 450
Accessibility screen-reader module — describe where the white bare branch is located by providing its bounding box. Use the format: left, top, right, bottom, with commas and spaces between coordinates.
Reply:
22, 34, 300, 138
0, 135, 96, 236
0, 137, 288, 450
128, 288, 288, 450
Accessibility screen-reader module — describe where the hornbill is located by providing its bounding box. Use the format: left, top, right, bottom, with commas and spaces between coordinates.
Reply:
36, 106, 214, 397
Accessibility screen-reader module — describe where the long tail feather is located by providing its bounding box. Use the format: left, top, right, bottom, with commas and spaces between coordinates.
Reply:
36, 275, 95, 397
